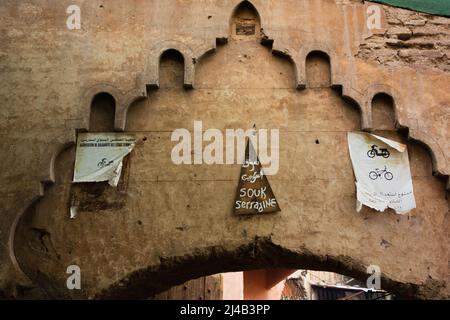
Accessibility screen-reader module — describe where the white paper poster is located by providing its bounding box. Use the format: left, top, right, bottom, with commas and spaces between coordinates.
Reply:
347, 132, 416, 214
73, 133, 137, 187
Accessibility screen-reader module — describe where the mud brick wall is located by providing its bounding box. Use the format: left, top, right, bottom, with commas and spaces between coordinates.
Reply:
0, 0, 449, 299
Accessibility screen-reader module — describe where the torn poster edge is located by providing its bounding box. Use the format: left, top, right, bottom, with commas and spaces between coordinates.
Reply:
72, 134, 136, 187
369, 133, 407, 153
69, 206, 78, 219
348, 132, 415, 215
73, 155, 128, 187
108, 160, 123, 187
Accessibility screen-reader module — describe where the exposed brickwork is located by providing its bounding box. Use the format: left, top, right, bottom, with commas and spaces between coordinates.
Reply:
357, 6, 450, 71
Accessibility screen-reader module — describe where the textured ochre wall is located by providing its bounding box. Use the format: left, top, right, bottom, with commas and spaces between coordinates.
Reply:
0, 0, 449, 299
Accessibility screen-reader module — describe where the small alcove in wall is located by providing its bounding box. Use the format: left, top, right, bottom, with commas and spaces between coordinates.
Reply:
230, 1, 261, 41
306, 51, 331, 88
126, 48, 186, 131
159, 49, 185, 89
89, 92, 116, 132
371, 93, 396, 131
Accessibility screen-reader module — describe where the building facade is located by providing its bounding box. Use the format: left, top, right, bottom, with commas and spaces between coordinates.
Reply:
0, 0, 449, 299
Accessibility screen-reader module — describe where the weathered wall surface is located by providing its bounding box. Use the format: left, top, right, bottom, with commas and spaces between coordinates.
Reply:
0, 0, 449, 299
357, 5, 450, 71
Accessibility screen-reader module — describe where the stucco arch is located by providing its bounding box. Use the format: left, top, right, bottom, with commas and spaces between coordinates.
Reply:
94, 237, 439, 299
8, 141, 76, 294
2, 0, 449, 301
81, 84, 124, 131
13, 25, 450, 301
364, 84, 449, 181
145, 40, 196, 89
365, 84, 401, 131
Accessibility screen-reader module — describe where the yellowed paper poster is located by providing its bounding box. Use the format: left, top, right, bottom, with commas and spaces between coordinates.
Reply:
73, 133, 137, 187
347, 132, 416, 214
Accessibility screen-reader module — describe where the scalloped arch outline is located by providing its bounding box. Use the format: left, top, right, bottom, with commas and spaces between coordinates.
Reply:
7, 0, 449, 295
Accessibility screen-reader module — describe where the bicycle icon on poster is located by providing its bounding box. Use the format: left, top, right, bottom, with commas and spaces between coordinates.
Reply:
369, 166, 394, 181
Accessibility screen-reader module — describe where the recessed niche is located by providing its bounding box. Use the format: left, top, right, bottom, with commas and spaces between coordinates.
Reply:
159, 49, 185, 89
306, 51, 331, 88
89, 92, 116, 132
372, 93, 396, 131
230, 1, 261, 40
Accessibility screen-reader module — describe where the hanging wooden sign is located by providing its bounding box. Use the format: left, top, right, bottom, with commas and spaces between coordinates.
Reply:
234, 139, 281, 215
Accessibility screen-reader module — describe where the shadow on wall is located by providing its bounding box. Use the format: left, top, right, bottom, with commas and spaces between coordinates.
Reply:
13, 92, 127, 299
89, 92, 116, 132
159, 49, 185, 89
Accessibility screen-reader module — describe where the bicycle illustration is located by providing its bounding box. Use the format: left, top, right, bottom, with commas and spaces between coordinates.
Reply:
369, 166, 394, 181
367, 145, 390, 158
97, 158, 114, 168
